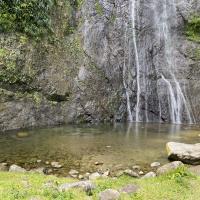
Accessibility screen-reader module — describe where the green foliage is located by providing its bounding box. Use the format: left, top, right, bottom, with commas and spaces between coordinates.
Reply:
0, 0, 55, 38
193, 48, 200, 60
186, 15, 200, 42
95, 0, 104, 16
0, 48, 34, 84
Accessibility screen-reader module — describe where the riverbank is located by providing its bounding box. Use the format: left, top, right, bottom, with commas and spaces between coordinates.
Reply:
0, 166, 199, 200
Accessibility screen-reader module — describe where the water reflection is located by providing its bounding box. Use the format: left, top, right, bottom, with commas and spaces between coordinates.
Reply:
0, 123, 199, 175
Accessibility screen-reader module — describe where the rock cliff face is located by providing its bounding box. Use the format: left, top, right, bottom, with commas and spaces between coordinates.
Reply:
0, 0, 200, 131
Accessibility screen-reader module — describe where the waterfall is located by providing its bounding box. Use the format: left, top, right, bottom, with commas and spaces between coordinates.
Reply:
127, 0, 195, 124
130, 0, 141, 122
154, 0, 193, 124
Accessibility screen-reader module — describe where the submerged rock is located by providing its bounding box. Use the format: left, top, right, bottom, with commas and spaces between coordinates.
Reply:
58, 181, 95, 193
16, 132, 29, 138
9, 164, 26, 172
166, 142, 200, 164
95, 161, 104, 165
69, 169, 79, 178
139, 171, 144, 175
157, 161, 184, 175
99, 189, 120, 200
150, 162, 161, 168
51, 161, 62, 168
132, 165, 141, 170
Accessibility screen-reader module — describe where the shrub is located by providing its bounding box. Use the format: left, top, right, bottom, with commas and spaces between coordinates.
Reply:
185, 15, 200, 42
0, 0, 55, 38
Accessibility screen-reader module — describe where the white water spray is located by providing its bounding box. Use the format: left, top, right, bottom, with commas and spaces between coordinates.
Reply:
130, 0, 141, 122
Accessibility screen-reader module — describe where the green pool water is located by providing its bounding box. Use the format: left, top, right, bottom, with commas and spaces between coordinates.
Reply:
0, 123, 199, 176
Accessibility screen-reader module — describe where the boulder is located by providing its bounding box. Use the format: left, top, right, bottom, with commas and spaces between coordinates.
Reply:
9, 164, 26, 172
150, 162, 161, 168
89, 172, 101, 180
142, 172, 156, 179
69, 169, 79, 178
166, 142, 200, 164
132, 165, 141, 170
78, 175, 84, 180
58, 181, 95, 193
157, 161, 184, 175
99, 189, 120, 200
119, 184, 140, 194
29, 167, 45, 174
123, 169, 139, 178
51, 161, 62, 168
139, 171, 144, 175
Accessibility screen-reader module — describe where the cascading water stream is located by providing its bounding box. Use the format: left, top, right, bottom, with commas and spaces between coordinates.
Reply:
155, 0, 193, 124
130, 0, 141, 122
123, 24, 133, 122
127, 0, 195, 124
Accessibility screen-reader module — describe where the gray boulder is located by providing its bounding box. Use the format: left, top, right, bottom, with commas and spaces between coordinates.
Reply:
123, 169, 139, 178
9, 164, 26, 172
51, 161, 62, 168
150, 162, 161, 168
29, 167, 45, 174
142, 172, 156, 179
99, 189, 120, 200
157, 161, 184, 175
69, 169, 79, 178
89, 172, 101, 180
59, 181, 95, 193
166, 142, 200, 164
119, 184, 140, 194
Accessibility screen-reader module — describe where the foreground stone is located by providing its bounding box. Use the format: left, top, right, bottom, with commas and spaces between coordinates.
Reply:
142, 172, 156, 179
9, 164, 26, 172
99, 189, 120, 200
157, 161, 184, 175
89, 172, 101, 180
29, 167, 45, 174
123, 169, 139, 178
150, 162, 161, 168
166, 142, 200, 164
120, 184, 140, 194
51, 162, 62, 168
58, 181, 95, 193
69, 169, 79, 178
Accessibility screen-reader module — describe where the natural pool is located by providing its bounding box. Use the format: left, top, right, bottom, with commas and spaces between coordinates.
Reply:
0, 123, 200, 176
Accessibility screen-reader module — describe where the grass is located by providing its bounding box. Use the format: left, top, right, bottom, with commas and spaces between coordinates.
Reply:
0, 167, 199, 200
